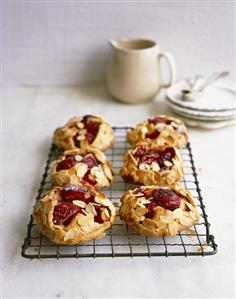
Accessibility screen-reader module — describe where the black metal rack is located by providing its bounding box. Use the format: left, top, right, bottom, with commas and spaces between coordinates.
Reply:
21, 127, 217, 259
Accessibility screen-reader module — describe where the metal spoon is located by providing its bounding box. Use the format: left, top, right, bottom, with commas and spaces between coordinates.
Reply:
181, 71, 229, 101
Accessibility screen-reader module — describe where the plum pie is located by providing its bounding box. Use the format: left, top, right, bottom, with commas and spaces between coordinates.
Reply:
33, 185, 116, 244
51, 148, 113, 189
127, 115, 188, 149
119, 184, 200, 237
53, 114, 115, 151
120, 144, 184, 186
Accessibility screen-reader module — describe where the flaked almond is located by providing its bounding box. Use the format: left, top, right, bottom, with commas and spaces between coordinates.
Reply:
104, 208, 110, 218
155, 123, 165, 130
94, 151, 106, 163
170, 121, 178, 128
141, 126, 148, 134
76, 135, 85, 141
133, 192, 145, 197
85, 203, 97, 216
179, 190, 187, 197
79, 129, 87, 136
94, 169, 104, 179
180, 199, 186, 210
186, 201, 195, 211
76, 163, 88, 177
76, 122, 84, 129
163, 160, 173, 167
143, 218, 157, 229
136, 202, 146, 208
140, 163, 150, 171
94, 195, 111, 207
96, 177, 106, 186
135, 206, 148, 216
152, 162, 160, 172
172, 208, 183, 219
73, 200, 86, 208
64, 228, 78, 241
80, 222, 100, 232
128, 151, 138, 164
90, 166, 100, 176
69, 175, 79, 185
168, 221, 179, 236
75, 155, 83, 161
109, 204, 116, 216
104, 166, 113, 180
160, 214, 175, 224
180, 216, 192, 227
190, 211, 198, 220
77, 214, 94, 225
101, 209, 110, 221
140, 198, 151, 205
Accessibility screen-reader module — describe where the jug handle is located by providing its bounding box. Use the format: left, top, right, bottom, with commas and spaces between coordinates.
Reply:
158, 52, 177, 88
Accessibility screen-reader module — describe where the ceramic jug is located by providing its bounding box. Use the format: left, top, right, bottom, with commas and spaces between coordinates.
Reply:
107, 38, 176, 104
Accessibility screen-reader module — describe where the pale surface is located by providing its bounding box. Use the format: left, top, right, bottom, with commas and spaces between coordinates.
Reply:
2, 2, 235, 86
2, 85, 235, 298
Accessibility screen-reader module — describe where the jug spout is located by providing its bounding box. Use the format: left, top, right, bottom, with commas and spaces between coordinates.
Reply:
108, 39, 129, 50
108, 38, 157, 51
109, 39, 117, 48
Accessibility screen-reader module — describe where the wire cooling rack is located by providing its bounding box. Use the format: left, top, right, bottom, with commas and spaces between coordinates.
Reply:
21, 127, 217, 259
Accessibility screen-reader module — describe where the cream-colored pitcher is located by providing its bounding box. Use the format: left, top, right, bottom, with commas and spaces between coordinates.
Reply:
107, 38, 176, 104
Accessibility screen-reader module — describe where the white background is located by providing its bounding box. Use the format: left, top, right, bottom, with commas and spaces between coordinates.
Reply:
2, 1, 235, 86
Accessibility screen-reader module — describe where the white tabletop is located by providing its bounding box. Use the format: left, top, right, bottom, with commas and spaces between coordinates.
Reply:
3, 85, 235, 298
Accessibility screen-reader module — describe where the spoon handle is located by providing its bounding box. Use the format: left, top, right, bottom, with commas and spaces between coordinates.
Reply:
198, 71, 229, 91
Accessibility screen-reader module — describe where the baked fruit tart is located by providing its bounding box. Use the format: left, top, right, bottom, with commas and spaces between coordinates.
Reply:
33, 185, 116, 244
51, 148, 113, 189
53, 114, 115, 151
127, 115, 188, 149
119, 184, 200, 237
120, 144, 184, 186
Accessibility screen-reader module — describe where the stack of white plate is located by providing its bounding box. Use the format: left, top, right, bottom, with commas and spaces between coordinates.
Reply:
166, 79, 236, 129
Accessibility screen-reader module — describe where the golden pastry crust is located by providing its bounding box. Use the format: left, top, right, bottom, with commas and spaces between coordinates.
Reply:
127, 115, 188, 149
33, 185, 116, 245
120, 144, 184, 186
53, 115, 115, 151
119, 184, 200, 237
51, 148, 113, 189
